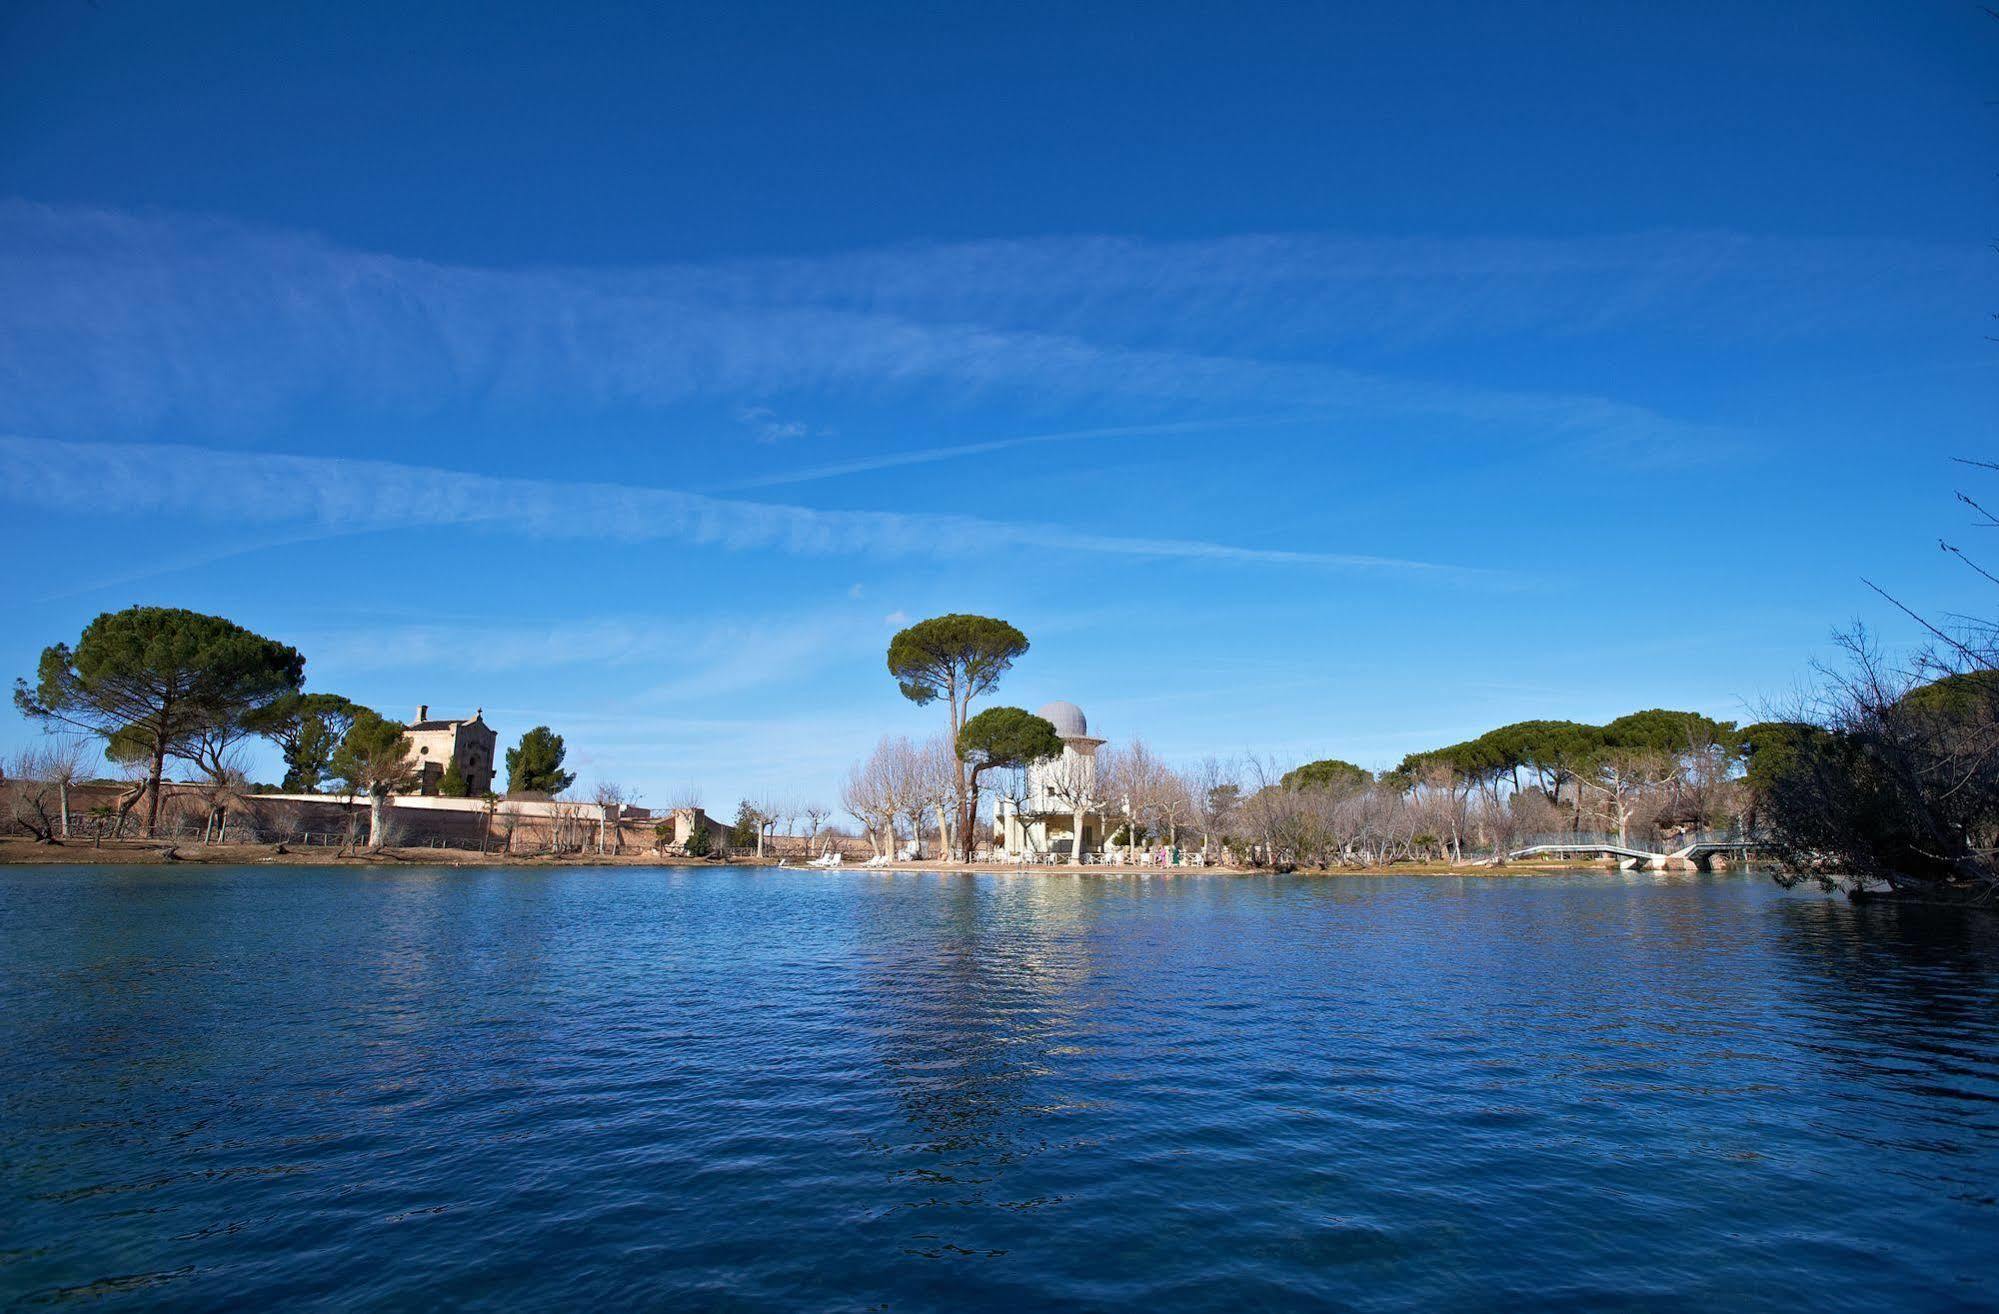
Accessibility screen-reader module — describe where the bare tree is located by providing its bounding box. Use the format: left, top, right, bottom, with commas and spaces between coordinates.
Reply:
592, 781, 631, 854
750, 795, 784, 860
496, 800, 523, 855
5, 746, 62, 843
841, 760, 891, 858
107, 753, 151, 838
1189, 756, 1241, 862
1237, 754, 1292, 867
802, 803, 831, 854
914, 735, 958, 862
843, 737, 933, 859
192, 750, 252, 844
1036, 746, 1098, 865
38, 736, 91, 841
1403, 760, 1469, 861
881, 738, 923, 859
480, 791, 501, 855
1578, 747, 1677, 847
1101, 737, 1170, 855
1154, 769, 1193, 850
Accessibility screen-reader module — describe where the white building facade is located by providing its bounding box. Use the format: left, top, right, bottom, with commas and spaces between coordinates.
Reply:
996, 701, 1108, 861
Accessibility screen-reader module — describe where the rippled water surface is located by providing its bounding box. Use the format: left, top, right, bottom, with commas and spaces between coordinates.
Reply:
3, 867, 1997, 1311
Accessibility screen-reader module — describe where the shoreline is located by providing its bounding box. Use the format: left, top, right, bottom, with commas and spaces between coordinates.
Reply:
0, 838, 1647, 877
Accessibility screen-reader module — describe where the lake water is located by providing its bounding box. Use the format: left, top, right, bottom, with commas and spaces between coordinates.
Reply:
2, 866, 1996, 1311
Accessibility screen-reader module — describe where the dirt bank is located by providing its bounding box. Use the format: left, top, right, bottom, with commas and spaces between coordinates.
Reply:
0, 839, 1617, 876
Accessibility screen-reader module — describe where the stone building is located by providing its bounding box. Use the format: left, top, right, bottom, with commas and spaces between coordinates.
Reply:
404, 705, 498, 796
996, 700, 1109, 860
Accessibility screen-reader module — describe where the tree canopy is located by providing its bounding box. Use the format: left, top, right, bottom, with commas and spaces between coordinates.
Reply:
887, 614, 1029, 711
243, 692, 367, 792
1281, 758, 1372, 792
506, 725, 575, 796
1738, 720, 1823, 798
1897, 669, 1999, 722
330, 711, 416, 848
1381, 711, 1737, 798
331, 712, 413, 794
14, 606, 304, 835
888, 613, 1029, 859
1599, 709, 1732, 754
957, 706, 1063, 801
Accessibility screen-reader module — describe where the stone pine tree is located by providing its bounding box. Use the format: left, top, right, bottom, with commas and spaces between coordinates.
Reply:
957, 707, 1063, 859
14, 606, 304, 837
329, 711, 417, 849
887, 615, 1029, 860
506, 725, 575, 796
245, 692, 367, 792
1280, 759, 1373, 792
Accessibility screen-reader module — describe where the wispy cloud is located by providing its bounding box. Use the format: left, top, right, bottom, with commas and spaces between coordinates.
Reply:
689, 229, 1975, 351
1, 435, 1505, 579
298, 605, 888, 702
0, 201, 1865, 463
735, 405, 817, 443
717, 416, 1278, 490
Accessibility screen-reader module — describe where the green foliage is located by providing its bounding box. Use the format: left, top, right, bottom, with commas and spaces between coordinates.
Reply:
684, 820, 713, 856
438, 756, 470, 797
890, 614, 1033, 860
14, 606, 305, 834
102, 722, 155, 765
1898, 670, 1999, 721
1506, 721, 1603, 796
957, 707, 1063, 781
1752, 719, 1926, 885
1600, 709, 1733, 754
887, 614, 1029, 708
1382, 711, 1736, 797
16, 607, 304, 747
731, 800, 762, 847
243, 692, 366, 792
330, 711, 415, 797
1282, 758, 1372, 792
505, 725, 575, 795
1750, 671, 1999, 889
1743, 724, 1831, 796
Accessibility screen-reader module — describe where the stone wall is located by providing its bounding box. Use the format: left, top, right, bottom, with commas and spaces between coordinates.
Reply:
3, 780, 893, 860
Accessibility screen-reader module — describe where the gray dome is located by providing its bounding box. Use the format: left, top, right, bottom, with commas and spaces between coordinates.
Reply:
1038, 700, 1088, 738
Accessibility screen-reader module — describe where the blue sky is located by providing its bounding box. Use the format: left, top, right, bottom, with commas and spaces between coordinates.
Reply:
1, 0, 1993, 808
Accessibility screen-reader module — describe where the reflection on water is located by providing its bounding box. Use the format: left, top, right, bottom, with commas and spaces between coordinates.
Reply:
1, 867, 1995, 1311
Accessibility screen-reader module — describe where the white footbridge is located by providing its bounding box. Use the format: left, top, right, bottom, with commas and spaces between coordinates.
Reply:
1508, 830, 1768, 871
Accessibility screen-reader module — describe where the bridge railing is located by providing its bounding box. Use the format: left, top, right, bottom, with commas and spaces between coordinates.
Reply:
1513, 831, 1643, 852
1668, 828, 1767, 850
1509, 828, 1768, 854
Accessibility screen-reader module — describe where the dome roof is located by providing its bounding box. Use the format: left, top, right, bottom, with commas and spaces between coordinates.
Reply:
1037, 700, 1088, 738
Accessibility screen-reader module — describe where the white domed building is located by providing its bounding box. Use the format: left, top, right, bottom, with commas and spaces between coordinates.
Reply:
996, 700, 1109, 862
